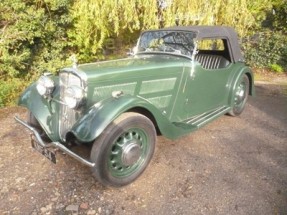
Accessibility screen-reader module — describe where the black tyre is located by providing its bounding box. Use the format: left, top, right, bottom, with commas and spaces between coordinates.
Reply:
228, 74, 250, 116
90, 112, 156, 187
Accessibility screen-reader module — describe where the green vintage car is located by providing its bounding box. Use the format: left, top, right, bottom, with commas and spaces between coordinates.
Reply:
15, 26, 254, 187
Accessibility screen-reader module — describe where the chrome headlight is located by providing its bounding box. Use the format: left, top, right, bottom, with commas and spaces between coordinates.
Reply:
36, 76, 55, 97
63, 86, 84, 109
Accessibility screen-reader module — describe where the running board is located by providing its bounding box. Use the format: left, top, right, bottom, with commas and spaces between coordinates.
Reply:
184, 106, 231, 128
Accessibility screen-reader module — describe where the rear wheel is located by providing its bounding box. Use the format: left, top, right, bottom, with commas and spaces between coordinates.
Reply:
90, 112, 156, 187
228, 74, 250, 116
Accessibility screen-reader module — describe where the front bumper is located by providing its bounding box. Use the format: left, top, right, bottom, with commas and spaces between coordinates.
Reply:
14, 116, 95, 168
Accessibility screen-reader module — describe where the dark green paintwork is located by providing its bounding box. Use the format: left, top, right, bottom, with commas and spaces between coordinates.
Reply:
18, 78, 61, 141
18, 54, 254, 143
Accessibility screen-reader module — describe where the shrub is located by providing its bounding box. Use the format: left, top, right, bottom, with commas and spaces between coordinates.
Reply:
0, 78, 26, 108
242, 30, 287, 72
269, 64, 284, 73
0, 0, 73, 107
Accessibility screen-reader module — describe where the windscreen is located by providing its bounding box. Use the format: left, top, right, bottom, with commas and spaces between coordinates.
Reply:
137, 30, 196, 58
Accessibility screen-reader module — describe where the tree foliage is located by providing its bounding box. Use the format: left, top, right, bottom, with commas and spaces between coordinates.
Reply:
0, 0, 72, 78
269, 0, 287, 32
68, 0, 160, 61
243, 0, 287, 71
0, 0, 285, 107
0, 0, 72, 106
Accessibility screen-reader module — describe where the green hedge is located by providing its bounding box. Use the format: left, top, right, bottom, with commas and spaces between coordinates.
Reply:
243, 30, 287, 73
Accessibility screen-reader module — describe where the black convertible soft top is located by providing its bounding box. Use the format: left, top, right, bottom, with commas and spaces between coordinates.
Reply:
158, 26, 244, 63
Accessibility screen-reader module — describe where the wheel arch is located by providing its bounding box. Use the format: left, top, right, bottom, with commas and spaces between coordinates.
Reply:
228, 66, 254, 105
127, 107, 161, 135
18, 82, 62, 142
68, 95, 175, 143
244, 71, 255, 96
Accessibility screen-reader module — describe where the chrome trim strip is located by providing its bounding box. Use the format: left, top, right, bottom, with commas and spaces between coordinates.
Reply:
197, 107, 230, 127
185, 106, 231, 127
14, 116, 95, 168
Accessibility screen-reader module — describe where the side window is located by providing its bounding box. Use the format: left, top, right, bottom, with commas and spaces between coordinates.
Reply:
195, 39, 231, 70
197, 39, 225, 51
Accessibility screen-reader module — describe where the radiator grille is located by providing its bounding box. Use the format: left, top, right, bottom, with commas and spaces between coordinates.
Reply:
59, 72, 81, 140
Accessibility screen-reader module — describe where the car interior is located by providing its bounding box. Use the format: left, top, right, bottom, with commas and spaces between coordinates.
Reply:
195, 38, 231, 69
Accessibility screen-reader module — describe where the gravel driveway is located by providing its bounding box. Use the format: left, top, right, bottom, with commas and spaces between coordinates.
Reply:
0, 80, 286, 215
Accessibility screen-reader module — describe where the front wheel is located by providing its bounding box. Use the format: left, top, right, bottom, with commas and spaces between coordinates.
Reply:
90, 112, 156, 187
228, 74, 250, 116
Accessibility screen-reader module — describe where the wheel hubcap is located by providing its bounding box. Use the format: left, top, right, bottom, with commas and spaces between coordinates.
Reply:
121, 141, 141, 166
235, 82, 246, 106
235, 87, 245, 103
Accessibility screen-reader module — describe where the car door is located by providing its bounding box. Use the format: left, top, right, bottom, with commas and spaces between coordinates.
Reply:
183, 62, 231, 119
183, 38, 233, 119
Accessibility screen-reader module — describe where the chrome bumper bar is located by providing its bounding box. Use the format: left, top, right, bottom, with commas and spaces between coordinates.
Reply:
14, 116, 95, 168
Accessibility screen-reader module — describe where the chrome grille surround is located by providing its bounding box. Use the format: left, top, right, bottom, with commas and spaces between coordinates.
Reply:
59, 70, 86, 141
